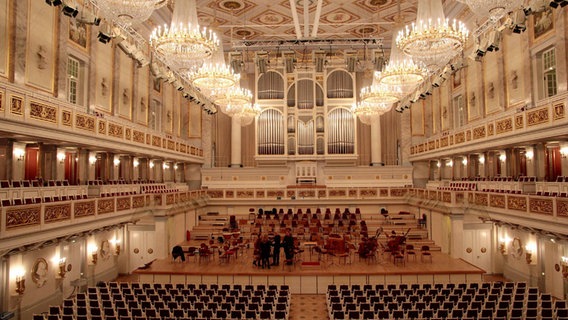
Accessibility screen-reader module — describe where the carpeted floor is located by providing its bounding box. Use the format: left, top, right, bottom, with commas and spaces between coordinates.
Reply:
289, 294, 328, 320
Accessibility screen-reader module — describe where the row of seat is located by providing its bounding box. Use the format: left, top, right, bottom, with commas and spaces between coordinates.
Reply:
0, 179, 69, 188
35, 283, 290, 320
327, 282, 566, 320
0, 194, 88, 207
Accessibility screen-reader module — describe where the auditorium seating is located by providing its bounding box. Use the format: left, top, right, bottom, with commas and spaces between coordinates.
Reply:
34, 282, 291, 320
326, 282, 565, 320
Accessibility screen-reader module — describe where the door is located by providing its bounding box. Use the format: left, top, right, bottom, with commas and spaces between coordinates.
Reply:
463, 227, 492, 273
128, 227, 157, 272
544, 241, 564, 298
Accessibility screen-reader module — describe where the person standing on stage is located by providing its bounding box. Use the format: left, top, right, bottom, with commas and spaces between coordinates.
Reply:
272, 234, 281, 266
282, 228, 295, 265
260, 234, 272, 269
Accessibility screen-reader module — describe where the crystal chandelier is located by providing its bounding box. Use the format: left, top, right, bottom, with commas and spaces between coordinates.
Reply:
351, 102, 391, 125
93, 0, 166, 26
233, 103, 261, 126
149, 0, 219, 72
396, 0, 469, 70
188, 45, 240, 90
359, 85, 400, 106
378, 25, 428, 95
212, 87, 253, 116
457, 0, 524, 22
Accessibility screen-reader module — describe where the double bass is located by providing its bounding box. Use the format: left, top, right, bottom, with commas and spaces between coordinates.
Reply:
386, 228, 411, 253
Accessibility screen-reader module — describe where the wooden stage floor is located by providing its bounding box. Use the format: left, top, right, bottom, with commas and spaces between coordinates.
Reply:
133, 246, 485, 294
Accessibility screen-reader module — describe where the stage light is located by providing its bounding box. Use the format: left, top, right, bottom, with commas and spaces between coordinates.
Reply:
61, 1, 79, 17
45, 0, 62, 6
345, 50, 358, 72
76, 8, 101, 25
255, 51, 269, 74
313, 50, 326, 73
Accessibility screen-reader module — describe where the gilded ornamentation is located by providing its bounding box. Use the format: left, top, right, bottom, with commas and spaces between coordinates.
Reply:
440, 137, 449, 147
286, 190, 295, 198
391, 189, 408, 197
154, 195, 163, 205
298, 190, 315, 198
554, 103, 565, 120
30, 102, 57, 123
98, 120, 106, 134
180, 144, 187, 153
557, 200, 568, 217
428, 141, 435, 150
349, 190, 357, 197
225, 191, 234, 198
168, 140, 175, 150
76, 114, 95, 132
360, 189, 377, 197
466, 130, 471, 141
74, 201, 95, 217
116, 197, 131, 211
529, 198, 553, 215
496, 118, 513, 134
152, 136, 161, 147
133, 130, 145, 143
475, 193, 488, 206
166, 194, 175, 205
507, 196, 527, 212
410, 146, 415, 155
428, 191, 437, 200
97, 199, 115, 214
108, 123, 124, 138
267, 190, 284, 198
442, 192, 451, 203
456, 192, 464, 204
527, 107, 549, 126
10, 96, 23, 115
455, 132, 465, 144
44, 204, 71, 223
318, 190, 326, 198
6, 207, 41, 229
488, 123, 494, 136
132, 196, 145, 208
473, 126, 486, 139
125, 128, 131, 140
379, 189, 389, 197
62, 110, 72, 126
489, 194, 506, 208
329, 189, 346, 197
146, 134, 151, 145
256, 190, 265, 198
515, 115, 524, 129
207, 190, 223, 198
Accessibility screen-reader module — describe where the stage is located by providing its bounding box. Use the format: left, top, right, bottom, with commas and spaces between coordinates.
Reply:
133, 246, 485, 294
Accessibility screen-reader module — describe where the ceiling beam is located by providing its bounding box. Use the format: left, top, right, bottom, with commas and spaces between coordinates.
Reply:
289, 0, 302, 39
311, 0, 323, 38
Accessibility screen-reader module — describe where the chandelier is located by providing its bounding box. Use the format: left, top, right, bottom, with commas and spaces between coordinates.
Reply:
457, 0, 524, 22
396, 0, 469, 70
351, 102, 391, 125
149, 0, 219, 72
93, 0, 166, 26
188, 63, 240, 90
359, 85, 400, 106
378, 24, 428, 95
212, 87, 253, 116
233, 104, 261, 126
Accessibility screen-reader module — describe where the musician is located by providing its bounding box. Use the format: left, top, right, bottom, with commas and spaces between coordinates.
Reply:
282, 228, 295, 265
272, 234, 281, 266
260, 234, 272, 269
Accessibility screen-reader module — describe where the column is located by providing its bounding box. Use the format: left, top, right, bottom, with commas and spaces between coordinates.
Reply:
186, 163, 201, 190
370, 117, 383, 166
450, 214, 464, 259
230, 116, 242, 167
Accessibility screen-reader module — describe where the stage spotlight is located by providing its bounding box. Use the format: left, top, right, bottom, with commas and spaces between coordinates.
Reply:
283, 51, 296, 73
76, 9, 101, 25
313, 50, 326, 73
511, 9, 527, 33
61, 1, 79, 17
97, 22, 113, 44
46, 0, 62, 6
255, 51, 269, 74
486, 30, 501, 52
345, 50, 358, 72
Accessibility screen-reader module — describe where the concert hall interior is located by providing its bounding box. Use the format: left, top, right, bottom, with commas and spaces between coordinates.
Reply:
1, 0, 568, 319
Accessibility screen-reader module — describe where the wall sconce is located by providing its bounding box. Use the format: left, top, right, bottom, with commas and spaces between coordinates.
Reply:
498, 236, 510, 255
109, 238, 121, 256
58, 258, 67, 278
479, 156, 485, 164
525, 243, 536, 264
525, 150, 534, 160
447, 160, 453, 167
561, 147, 568, 158
88, 244, 98, 265
89, 156, 97, 165
174, 164, 178, 170
15, 273, 25, 295
113, 158, 120, 167
163, 163, 170, 170
436, 161, 441, 168
499, 154, 507, 162
462, 158, 468, 166
133, 159, 139, 168
149, 161, 155, 168
14, 148, 25, 161
57, 153, 66, 164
